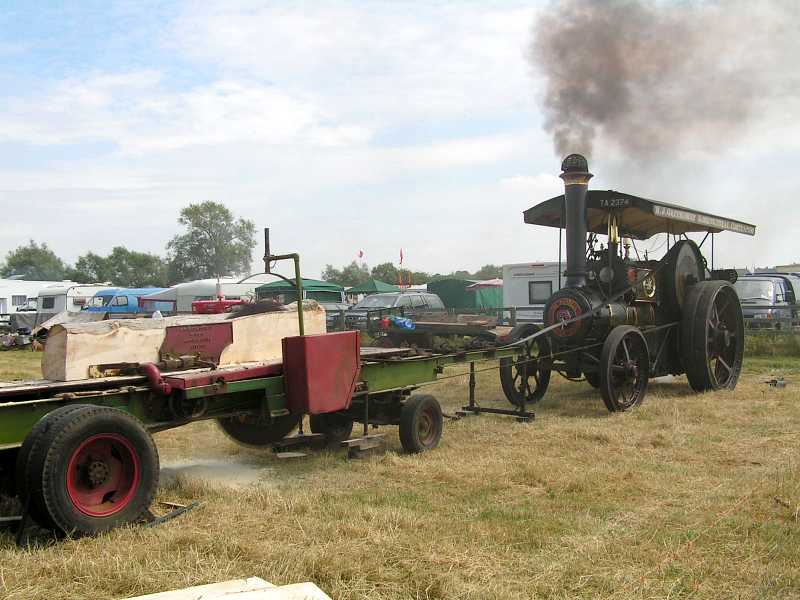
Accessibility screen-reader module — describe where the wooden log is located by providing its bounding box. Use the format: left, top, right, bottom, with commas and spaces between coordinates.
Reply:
42, 304, 325, 381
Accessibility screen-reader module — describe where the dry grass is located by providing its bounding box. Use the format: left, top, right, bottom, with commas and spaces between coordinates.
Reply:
0, 351, 799, 599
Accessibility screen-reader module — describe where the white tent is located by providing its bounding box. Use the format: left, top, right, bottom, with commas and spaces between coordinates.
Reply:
141, 277, 273, 313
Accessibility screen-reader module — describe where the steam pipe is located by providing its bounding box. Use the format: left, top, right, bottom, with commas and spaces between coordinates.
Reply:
559, 154, 593, 288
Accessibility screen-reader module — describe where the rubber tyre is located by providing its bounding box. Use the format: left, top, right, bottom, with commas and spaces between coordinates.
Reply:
599, 325, 649, 412
35, 406, 159, 536
585, 372, 601, 388
217, 414, 301, 448
681, 280, 744, 392
309, 412, 354, 446
16, 404, 94, 529
399, 394, 443, 453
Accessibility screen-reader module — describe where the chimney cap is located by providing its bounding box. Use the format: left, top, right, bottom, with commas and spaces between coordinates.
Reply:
561, 154, 589, 173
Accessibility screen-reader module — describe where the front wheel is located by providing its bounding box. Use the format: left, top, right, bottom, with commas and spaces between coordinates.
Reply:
599, 326, 649, 412
499, 324, 551, 406
27, 406, 159, 535
399, 395, 443, 453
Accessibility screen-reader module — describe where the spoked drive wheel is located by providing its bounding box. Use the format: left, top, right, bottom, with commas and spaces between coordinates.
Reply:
399, 394, 443, 453
499, 324, 552, 406
599, 325, 650, 412
681, 281, 744, 392
216, 414, 301, 448
20, 406, 159, 535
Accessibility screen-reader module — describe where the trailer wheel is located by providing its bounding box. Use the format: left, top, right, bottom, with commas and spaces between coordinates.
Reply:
32, 407, 158, 535
16, 404, 94, 528
499, 324, 551, 406
309, 413, 354, 446
681, 281, 744, 392
217, 414, 301, 448
599, 326, 649, 412
399, 394, 443, 453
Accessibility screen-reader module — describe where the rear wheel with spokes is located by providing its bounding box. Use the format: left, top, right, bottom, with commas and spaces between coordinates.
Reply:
599, 326, 649, 412
682, 281, 744, 391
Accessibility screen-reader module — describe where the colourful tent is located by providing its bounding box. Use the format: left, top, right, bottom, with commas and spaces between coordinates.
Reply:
467, 279, 503, 309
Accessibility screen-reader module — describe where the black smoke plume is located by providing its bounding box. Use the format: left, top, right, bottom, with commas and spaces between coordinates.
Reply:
530, 0, 799, 159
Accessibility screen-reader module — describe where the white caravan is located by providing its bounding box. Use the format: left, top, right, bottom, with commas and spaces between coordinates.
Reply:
0, 279, 67, 316
140, 278, 267, 313
37, 284, 116, 315
502, 262, 563, 323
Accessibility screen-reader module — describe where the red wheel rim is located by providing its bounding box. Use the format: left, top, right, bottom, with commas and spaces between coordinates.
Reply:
66, 433, 141, 517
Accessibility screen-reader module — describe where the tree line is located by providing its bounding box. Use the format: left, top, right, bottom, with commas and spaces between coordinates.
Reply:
0, 202, 257, 287
1, 199, 502, 289
321, 261, 502, 288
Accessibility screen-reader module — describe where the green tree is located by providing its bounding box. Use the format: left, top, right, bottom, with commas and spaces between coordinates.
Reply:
370, 262, 399, 284
322, 261, 369, 287
472, 264, 502, 280
166, 202, 256, 284
69, 248, 167, 287
67, 252, 112, 284
0, 240, 66, 280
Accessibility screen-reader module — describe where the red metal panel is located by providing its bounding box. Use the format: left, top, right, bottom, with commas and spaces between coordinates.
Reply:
164, 362, 283, 390
161, 322, 233, 365
282, 331, 361, 415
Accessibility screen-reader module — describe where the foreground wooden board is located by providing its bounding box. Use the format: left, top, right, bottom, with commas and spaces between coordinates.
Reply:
42, 304, 325, 381
127, 577, 332, 599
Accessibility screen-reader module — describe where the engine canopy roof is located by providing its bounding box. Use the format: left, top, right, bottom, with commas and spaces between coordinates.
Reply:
524, 190, 756, 240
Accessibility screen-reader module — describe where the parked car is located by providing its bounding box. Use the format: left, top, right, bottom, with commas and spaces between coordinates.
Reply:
85, 288, 173, 315
734, 276, 794, 329
346, 291, 445, 329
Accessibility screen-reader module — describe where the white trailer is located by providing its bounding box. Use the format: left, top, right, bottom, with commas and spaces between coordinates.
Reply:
0, 279, 69, 319
37, 284, 116, 315
140, 278, 266, 313
502, 262, 562, 323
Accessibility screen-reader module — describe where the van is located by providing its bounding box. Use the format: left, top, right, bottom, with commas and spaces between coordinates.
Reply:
85, 288, 172, 315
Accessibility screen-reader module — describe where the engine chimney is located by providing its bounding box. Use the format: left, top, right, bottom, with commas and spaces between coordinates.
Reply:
560, 154, 593, 288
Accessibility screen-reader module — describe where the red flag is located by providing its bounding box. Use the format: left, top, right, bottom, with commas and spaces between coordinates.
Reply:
399, 248, 404, 265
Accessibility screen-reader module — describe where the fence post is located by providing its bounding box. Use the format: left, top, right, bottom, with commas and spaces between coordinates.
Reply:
510, 306, 517, 327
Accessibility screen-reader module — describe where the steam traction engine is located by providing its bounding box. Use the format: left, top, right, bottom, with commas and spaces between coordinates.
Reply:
499, 154, 754, 412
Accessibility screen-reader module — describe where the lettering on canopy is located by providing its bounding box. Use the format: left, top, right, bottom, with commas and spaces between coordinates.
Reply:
652, 205, 756, 236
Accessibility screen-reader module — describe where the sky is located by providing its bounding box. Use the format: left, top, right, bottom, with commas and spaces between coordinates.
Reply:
0, 0, 795, 281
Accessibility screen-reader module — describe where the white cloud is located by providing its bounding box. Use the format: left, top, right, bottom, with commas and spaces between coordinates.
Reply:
0, 72, 373, 154
170, 1, 540, 121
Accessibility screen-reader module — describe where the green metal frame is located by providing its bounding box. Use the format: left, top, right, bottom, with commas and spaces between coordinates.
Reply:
0, 346, 520, 451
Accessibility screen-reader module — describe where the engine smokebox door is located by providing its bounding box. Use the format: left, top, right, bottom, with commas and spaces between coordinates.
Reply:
282, 331, 361, 415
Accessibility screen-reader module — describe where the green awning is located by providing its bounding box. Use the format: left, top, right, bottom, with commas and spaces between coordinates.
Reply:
347, 279, 401, 294
255, 278, 344, 292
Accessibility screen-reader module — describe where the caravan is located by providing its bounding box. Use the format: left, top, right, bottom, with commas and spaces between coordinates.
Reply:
37, 284, 117, 315
501, 262, 562, 323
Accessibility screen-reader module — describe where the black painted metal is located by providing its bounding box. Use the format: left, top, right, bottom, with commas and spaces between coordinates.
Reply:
560, 154, 592, 288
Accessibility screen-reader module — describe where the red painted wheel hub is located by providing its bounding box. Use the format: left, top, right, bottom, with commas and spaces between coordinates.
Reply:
66, 433, 141, 517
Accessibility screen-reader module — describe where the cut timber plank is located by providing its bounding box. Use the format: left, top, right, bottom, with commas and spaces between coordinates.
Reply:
42, 303, 325, 381
127, 577, 275, 599
126, 578, 332, 599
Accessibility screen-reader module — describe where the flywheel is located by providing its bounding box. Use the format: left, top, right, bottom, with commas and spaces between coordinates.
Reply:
659, 239, 706, 318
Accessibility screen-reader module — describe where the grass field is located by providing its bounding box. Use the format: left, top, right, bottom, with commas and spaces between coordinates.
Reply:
0, 350, 799, 599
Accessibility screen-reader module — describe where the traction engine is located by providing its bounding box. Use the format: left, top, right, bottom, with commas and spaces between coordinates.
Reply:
500, 154, 751, 412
